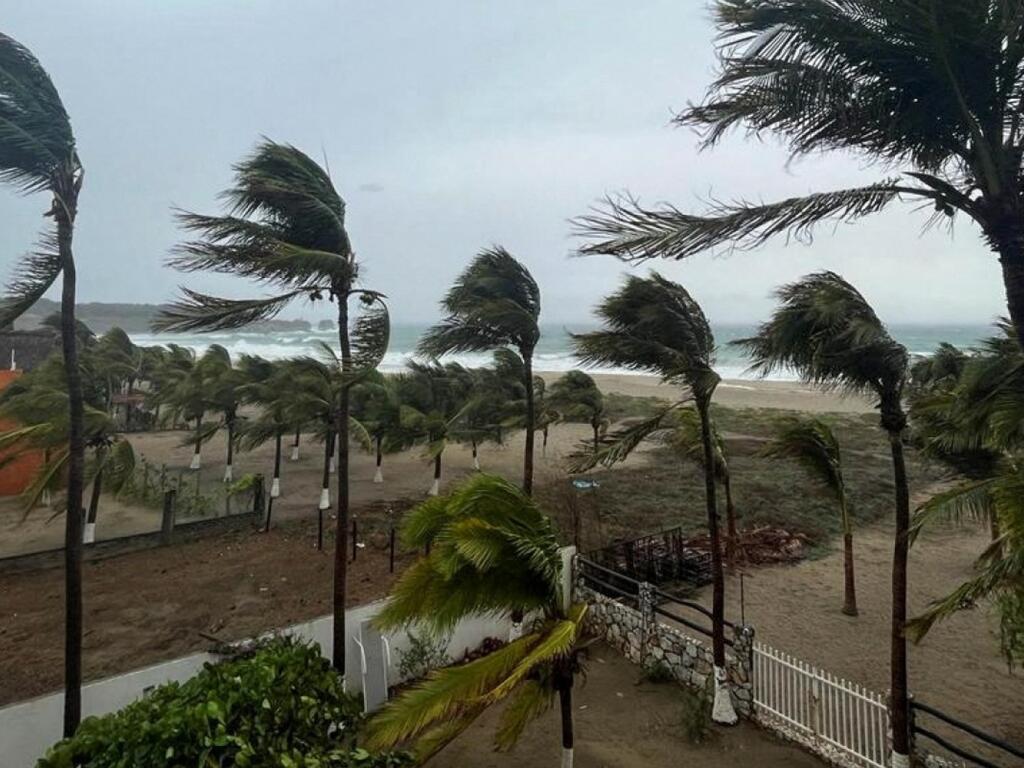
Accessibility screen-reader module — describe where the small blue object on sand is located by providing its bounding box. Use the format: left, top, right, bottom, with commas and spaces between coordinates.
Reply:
572, 479, 600, 490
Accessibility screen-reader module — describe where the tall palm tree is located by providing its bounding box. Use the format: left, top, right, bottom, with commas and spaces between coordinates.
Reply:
763, 417, 858, 616
570, 272, 738, 725
350, 371, 407, 483
548, 370, 608, 454
573, 1, 1024, 356
369, 474, 587, 767
734, 272, 911, 762
419, 247, 541, 494
0, 33, 86, 736
153, 139, 389, 675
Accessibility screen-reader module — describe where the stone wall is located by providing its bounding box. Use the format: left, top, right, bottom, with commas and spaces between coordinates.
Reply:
575, 569, 754, 718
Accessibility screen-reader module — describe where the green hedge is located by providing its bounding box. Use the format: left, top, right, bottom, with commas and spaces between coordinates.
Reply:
39, 637, 411, 768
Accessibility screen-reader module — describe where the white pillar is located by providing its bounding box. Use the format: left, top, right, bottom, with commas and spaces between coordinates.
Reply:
329, 457, 336, 474
270, 477, 280, 498
290, 446, 299, 461
318, 487, 330, 510
890, 753, 911, 768
561, 748, 574, 768
373, 467, 383, 484
189, 453, 201, 470
223, 464, 233, 483
41, 489, 51, 507
83, 522, 96, 544
712, 665, 738, 725
428, 478, 439, 496
473, 455, 480, 471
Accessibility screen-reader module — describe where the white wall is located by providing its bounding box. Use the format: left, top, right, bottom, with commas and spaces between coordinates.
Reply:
0, 603, 512, 768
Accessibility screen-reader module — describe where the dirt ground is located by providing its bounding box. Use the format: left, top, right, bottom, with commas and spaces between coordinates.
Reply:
429, 643, 822, 768
692, 519, 1023, 750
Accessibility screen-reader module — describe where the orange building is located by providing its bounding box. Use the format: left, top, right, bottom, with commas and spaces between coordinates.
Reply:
0, 369, 45, 496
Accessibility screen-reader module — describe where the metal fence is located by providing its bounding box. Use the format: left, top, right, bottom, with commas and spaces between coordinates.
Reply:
911, 699, 1024, 768
753, 642, 890, 768
585, 526, 711, 588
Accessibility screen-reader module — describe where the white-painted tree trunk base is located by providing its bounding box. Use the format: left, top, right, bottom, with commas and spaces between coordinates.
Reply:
270, 477, 280, 498
223, 465, 233, 483
428, 479, 439, 496
473, 456, 480, 471
41, 489, 51, 507
83, 523, 96, 544
318, 488, 330, 510
561, 748, 573, 768
373, 467, 383, 484
189, 453, 201, 470
290, 446, 299, 461
329, 457, 336, 474
509, 622, 523, 642
890, 752, 910, 768
712, 666, 738, 725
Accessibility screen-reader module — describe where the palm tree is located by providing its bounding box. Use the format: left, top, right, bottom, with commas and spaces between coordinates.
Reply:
153, 139, 389, 675
570, 272, 737, 725
763, 418, 858, 616
0, 33, 86, 735
548, 370, 608, 454
397, 360, 474, 496
368, 474, 587, 766
664, 408, 739, 562
350, 371, 407, 483
419, 247, 541, 494
734, 272, 911, 761
573, 2, 1024, 356
198, 345, 246, 481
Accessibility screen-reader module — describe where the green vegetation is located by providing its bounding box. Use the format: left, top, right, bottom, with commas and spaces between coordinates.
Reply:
37, 637, 411, 768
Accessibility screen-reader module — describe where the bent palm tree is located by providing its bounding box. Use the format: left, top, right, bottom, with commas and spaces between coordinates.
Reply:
153, 139, 389, 675
0, 33, 86, 736
570, 272, 737, 725
735, 272, 911, 760
369, 474, 587, 766
573, 1, 1024, 356
548, 370, 608, 455
763, 418, 858, 616
419, 247, 541, 494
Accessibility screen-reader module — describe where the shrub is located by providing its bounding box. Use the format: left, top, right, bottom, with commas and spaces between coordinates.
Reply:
397, 630, 450, 681
678, 678, 714, 745
38, 637, 411, 768
640, 659, 676, 684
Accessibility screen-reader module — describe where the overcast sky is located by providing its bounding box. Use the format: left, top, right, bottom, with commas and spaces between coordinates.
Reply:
0, 0, 1009, 326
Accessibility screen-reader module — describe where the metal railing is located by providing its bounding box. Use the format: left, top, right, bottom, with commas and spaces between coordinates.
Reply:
911, 699, 1024, 768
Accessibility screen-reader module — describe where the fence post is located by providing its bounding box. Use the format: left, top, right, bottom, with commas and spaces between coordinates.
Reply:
637, 582, 656, 666
161, 489, 176, 545
730, 623, 755, 719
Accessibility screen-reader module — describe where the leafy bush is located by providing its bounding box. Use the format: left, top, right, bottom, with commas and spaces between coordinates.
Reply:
39, 637, 411, 768
678, 679, 714, 745
397, 630, 450, 681
640, 659, 676, 684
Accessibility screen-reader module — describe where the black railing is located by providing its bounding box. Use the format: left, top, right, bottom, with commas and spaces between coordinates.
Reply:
652, 586, 733, 646
578, 557, 641, 607
911, 700, 1024, 768
585, 526, 712, 588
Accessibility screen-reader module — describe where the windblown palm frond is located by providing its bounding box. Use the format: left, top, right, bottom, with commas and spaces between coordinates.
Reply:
368, 475, 585, 758
762, 417, 845, 500
568, 403, 682, 473
734, 271, 908, 409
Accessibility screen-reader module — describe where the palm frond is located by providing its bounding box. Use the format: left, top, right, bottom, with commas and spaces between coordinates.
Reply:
152, 288, 308, 332
0, 233, 62, 326
568, 404, 682, 473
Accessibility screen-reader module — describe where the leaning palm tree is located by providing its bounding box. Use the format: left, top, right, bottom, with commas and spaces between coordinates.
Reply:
0, 33, 86, 736
763, 418, 858, 616
573, 1, 1024, 357
570, 272, 738, 725
418, 247, 541, 494
548, 370, 608, 454
734, 272, 911, 762
368, 474, 587, 767
350, 371, 407, 483
153, 139, 389, 675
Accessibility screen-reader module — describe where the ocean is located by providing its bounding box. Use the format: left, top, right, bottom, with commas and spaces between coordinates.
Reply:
128, 322, 997, 382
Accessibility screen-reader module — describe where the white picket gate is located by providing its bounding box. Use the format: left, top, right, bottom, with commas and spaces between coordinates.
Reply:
753, 642, 891, 768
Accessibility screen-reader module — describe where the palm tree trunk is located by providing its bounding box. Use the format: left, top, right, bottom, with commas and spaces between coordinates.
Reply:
723, 472, 737, 562
997, 238, 1024, 352
291, 426, 300, 461
57, 203, 85, 738
472, 440, 479, 471
85, 460, 103, 544
430, 452, 442, 496
320, 426, 333, 510
697, 400, 736, 725
191, 416, 202, 470
558, 674, 575, 768
224, 419, 234, 482
523, 354, 535, 496
542, 425, 549, 456
271, 429, 282, 499
334, 295, 352, 675
887, 427, 912, 761
839, 495, 858, 616
592, 422, 600, 455
374, 435, 384, 483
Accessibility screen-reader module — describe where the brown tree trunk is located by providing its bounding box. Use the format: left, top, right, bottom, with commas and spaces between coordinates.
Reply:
842, 531, 858, 617
558, 671, 574, 766
225, 419, 234, 473
86, 461, 103, 525
998, 244, 1024, 353
724, 472, 737, 563
887, 427, 911, 760
523, 354, 535, 496
334, 295, 351, 674
592, 422, 600, 455
57, 203, 84, 738
697, 402, 726, 668
321, 426, 333, 495
273, 430, 282, 481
